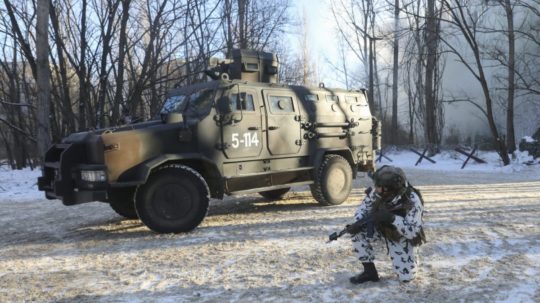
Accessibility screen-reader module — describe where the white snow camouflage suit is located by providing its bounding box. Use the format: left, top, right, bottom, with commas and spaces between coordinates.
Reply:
351, 187, 424, 281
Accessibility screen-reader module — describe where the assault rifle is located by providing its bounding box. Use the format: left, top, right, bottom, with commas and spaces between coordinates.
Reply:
328, 216, 375, 242
327, 204, 405, 243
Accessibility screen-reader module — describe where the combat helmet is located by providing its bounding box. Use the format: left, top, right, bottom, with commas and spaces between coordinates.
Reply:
372, 165, 408, 194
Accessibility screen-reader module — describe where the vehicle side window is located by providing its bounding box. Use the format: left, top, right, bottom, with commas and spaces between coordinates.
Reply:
230, 93, 255, 112
345, 96, 357, 103
304, 94, 318, 102
188, 90, 215, 115
269, 95, 294, 113
161, 95, 187, 113
326, 95, 339, 102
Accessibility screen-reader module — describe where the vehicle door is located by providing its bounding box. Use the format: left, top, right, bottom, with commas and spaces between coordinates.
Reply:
263, 90, 302, 155
218, 87, 262, 159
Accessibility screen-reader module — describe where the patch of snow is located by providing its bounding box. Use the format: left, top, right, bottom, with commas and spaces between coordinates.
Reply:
0, 166, 42, 202
494, 283, 538, 303
376, 149, 540, 174
521, 136, 536, 143
0, 151, 539, 302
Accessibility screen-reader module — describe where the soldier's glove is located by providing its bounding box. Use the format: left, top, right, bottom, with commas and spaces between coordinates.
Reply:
371, 209, 395, 225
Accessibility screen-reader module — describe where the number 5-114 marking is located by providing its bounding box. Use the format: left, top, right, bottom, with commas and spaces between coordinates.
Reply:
231, 132, 259, 148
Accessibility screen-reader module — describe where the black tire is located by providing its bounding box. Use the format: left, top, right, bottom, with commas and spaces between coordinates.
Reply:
135, 165, 210, 233
310, 154, 353, 206
258, 187, 290, 200
108, 187, 138, 219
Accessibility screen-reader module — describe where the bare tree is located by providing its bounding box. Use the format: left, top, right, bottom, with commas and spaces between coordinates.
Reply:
277, 42, 303, 85
401, 0, 426, 145
223, 0, 234, 57
49, 2, 76, 137
0, 0, 294, 168
35, 0, 51, 160
331, 0, 381, 111
110, 0, 132, 125
49, 0, 94, 131
0, 31, 36, 168
441, 0, 510, 165
391, 0, 400, 144
278, 6, 317, 86
513, 1, 540, 98
424, 0, 440, 154
501, 0, 516, 153
238, 0, 247, 48
2, 0, 50, 163
485, 0, 539, 152
222, 0, 291, 53
299, 6, 316, 86
94, 0, 121, 128
391, 0, 448, 148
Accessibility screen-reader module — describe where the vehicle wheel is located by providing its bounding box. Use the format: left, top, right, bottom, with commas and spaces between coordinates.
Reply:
108, 187, 138, 219
135, 165, 209, 233
310, 154, 353, 206
258, 187, 290, 200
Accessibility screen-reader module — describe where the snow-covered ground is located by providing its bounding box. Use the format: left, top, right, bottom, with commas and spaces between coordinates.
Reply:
0, 150, 539, 302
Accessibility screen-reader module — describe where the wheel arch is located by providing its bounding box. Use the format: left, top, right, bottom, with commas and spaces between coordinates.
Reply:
311, 148, 357, 178
117, 154, 224, 199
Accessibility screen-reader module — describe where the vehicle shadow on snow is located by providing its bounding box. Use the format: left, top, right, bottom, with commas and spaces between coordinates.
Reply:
7, 191, 537, 252
6, 181, 537, 257
1, 191, 364, 252
3, 209, 363, 261
208, 193, 342, 216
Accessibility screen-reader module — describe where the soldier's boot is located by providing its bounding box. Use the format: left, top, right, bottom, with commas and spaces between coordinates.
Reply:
350, 262, 380, 284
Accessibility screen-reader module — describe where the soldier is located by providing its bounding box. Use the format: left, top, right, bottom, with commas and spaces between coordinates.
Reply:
349, 165, 426, 284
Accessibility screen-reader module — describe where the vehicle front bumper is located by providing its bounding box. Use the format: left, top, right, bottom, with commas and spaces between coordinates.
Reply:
38, 143, 108, 205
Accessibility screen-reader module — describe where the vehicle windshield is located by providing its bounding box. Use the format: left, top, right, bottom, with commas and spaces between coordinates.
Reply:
160, 89, 215, 117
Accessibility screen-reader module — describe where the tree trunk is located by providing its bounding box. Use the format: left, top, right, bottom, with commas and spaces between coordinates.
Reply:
424, 0, 438, 155
36, 0, 51, 162
368, 39, 374, 110
391, 0, 399, 144
0, 128, 14, 169
503, 0, 516, 153
129, 1, 167, 119
96, 1, 120, 128
49, 3, 75, 135
442, 0, 510, 165
238, 0, 247, 48
224, 0, 234, 57
78, 0, 88, 131
475, 53, 511, 165
373, 41, 383, 117
112, 0, 132, 125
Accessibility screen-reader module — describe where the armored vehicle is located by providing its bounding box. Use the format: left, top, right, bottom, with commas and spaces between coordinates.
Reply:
38, 49, 381, 233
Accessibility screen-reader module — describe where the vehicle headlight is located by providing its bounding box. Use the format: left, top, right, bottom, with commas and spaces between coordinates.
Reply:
80, 170, 107, 182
